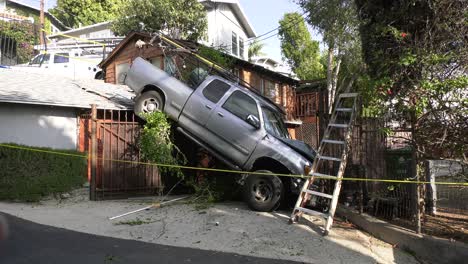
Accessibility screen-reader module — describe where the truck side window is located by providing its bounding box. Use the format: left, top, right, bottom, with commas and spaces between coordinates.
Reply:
222, 91, 259, 121
31, 54, 50, 65
203, 79, 230, 103
54, 53, 69, 63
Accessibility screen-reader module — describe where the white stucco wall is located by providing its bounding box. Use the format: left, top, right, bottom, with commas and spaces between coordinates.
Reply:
205, 3, 249, 59
0, 103, 78, 150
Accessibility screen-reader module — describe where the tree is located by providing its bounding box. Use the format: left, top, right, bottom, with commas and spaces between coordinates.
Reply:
49, 0, 122, 28
112, 0, 207, 41
296, 0, 361, 108
247, 39, 266, 61
355, 0, 467, 161
278, 12, 324, 80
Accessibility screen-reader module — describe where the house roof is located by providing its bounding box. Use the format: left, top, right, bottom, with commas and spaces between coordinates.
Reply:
7, 0, 70, 30
0, 67, 134, 110
99, 32, 298, 85
200, 0, 256, 38
48, 21, 113, 39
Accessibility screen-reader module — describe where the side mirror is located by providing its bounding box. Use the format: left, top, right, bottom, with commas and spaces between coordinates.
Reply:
246, 114, 260, 129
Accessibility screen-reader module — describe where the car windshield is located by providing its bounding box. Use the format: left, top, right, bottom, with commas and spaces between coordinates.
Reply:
30, 54, 50, 65
262, 106, 289, 138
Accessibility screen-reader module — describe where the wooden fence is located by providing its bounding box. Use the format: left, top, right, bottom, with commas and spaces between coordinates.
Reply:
79, 106, 162, 200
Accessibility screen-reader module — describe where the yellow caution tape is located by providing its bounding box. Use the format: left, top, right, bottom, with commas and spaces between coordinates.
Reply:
0, 143, 466, 186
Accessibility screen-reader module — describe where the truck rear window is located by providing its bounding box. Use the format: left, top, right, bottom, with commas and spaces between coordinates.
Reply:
54, 53, 69, 63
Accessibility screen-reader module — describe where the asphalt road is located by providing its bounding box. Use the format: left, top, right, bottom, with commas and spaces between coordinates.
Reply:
0, 212, 302, 264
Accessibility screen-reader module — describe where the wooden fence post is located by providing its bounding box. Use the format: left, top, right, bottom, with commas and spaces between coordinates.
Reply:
90, 104, 97, 201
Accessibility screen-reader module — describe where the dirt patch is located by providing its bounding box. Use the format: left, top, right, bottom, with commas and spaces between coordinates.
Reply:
390, 208, 468, 243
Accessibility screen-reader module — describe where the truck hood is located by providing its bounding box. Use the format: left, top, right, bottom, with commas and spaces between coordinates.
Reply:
276, 137, 316, 163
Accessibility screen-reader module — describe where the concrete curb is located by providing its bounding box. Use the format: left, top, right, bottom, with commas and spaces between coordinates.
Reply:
337, 206, 468, 264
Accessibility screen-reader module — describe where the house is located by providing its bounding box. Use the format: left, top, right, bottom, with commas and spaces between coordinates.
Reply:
48, 21, 115, 41
47, 21, 124, 57
199, 0, 256, 59
47, 0, 255, 59
0, 67, 161, 196
0, 67, 133, 150
98, 32, 299, 123
251, 56, 296, 78
0, 0, 68, 33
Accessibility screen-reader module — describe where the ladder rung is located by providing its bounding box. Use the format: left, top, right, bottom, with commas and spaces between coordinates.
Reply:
338, 93, 358, 98
322, 139, 345, 145
319, 155, 342, 162
295, 207, 328, 218
311, 172, 338, 180
329, 123, 349, 128
303, 189, 333, 199
336, 108, 353, 112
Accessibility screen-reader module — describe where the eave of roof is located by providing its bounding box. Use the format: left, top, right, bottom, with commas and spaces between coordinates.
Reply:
49, 21, 112, 38
200, 0, 256, 38
7, 0, 70, 30
98, 31, 148, 68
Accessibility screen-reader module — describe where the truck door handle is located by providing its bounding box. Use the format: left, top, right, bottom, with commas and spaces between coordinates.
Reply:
217, 112, 224, 117
205, 104, 212, 110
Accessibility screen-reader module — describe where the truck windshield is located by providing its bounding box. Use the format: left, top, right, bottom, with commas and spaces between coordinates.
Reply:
262, 107, 289, 139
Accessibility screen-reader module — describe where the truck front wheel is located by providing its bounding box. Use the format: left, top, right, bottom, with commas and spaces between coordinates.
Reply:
243, 170, 283, 212
134, 91, 164, 118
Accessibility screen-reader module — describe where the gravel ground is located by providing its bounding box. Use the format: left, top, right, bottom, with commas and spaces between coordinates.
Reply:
0, 188, 419, 264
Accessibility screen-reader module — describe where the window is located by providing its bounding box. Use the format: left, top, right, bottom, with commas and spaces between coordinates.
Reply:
223, 91, 259, 121
31, 54, 50, 65
239, 37, 244, 59
263, 79, 276, 100
203, 79, 230, 103
164, 56, 177, 76
116, 62, 130, 84
54, 53, 69, 63
232, 68, 240, 83
150, 56, 163, 68
231, 32, 238, 56
263, 107, 289, 138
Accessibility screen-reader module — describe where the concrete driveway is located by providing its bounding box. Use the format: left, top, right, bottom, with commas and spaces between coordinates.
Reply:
0, 189, 419, 264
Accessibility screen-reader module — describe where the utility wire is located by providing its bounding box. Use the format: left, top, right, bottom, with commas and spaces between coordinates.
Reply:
209, 10, 309, 51
245, 10, 309, 44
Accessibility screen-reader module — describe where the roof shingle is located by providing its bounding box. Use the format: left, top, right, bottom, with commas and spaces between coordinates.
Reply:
0, 68, 134, 110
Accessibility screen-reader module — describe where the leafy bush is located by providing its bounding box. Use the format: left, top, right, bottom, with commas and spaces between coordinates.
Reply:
0, 144, 86, 202
139, 112, 239, 205
140, 112, 186, 177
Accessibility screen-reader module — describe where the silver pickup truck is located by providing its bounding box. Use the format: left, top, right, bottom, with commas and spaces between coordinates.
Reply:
126, 57, 316, 211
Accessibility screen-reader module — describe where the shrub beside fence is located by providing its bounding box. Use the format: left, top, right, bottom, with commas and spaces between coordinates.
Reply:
0, 144, 86, 202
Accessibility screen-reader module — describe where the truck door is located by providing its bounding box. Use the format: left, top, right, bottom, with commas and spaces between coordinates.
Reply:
179, 79, 231, 137
204, 90, 263, 166
50, 53, 73, 77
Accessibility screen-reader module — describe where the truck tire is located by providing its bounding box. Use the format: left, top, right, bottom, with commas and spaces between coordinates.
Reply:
134, 91, 164, 118
243, 170, 283, 212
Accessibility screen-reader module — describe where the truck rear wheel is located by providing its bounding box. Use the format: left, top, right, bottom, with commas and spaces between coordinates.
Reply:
134, 91, 164, 118
243, 170, 283, 212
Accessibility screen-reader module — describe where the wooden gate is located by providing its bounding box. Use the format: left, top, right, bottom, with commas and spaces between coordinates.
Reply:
79, 107, 161, 200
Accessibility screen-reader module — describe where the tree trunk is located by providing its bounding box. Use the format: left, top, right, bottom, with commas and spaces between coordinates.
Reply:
326, 46, 334, 113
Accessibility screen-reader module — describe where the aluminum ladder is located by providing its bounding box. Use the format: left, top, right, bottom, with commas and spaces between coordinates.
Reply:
289, 92, 358, 235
